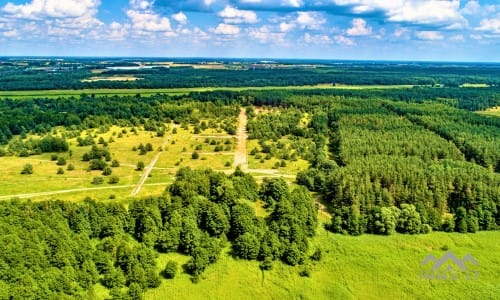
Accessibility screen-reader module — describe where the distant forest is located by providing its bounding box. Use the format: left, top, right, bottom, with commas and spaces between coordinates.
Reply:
0, 58, 499, 90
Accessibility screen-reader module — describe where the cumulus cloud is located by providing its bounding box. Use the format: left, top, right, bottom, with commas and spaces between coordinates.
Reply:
214, 23, 240, 35
172, 12, 188, 24
334, 34, 354, 46
130, 0, 154, 11
475, 18, 500, 34
279, 22, 295, 32
2, 0, 100, 19
296, 11, 326, 30
461, 1, 480, 15
219, 5, 258, 24
416, 31, 444, 41
304, 32, 332, 44
346, 18, 371, 36
248, 25, 286, 43
127, 10, 172, 32
332, 0, 466, 28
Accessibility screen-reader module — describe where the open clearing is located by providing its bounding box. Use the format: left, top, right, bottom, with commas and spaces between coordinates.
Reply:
477, 106, 500, 117
81, 76, 142, 82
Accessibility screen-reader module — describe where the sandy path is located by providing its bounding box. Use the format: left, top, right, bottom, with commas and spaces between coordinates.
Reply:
233, 108, 248, 170
130, 137, 171, 196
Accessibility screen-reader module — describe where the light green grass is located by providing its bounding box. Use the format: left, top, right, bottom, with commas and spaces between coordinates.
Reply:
460, 83, 490, 88
0, 84, 417, 99
144, 229, 500, 300
477, 106, 500, 118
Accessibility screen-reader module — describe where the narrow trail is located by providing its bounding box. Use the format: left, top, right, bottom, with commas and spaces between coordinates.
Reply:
130, 137, 171, 196
233, 107, 248, 170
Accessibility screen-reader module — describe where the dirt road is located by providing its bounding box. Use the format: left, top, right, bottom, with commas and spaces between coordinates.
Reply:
233, 108, 248, 170
130, 137, 171, 196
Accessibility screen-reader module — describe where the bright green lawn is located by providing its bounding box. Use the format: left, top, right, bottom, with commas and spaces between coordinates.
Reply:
144, 229, 500, 300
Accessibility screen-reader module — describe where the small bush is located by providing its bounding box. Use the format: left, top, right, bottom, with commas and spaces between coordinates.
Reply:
57, 167, 65, 175
67, 164, 75, 171
108, 176, 120, 184
91, 176, 104, 185
56, 157, 66, 166
21, 164, 33, 175
163, 261, 178, 279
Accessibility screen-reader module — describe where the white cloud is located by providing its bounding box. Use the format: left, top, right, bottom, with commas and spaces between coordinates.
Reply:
129, 0, 153, 11
248, 25, 285, 43
416, 31, 443, 41
214, 23, 240, 35
449, 34, 464, 42
218, 6, 258, 24
476, 18, 500, 34
127, 10, 172, 32
346, 18, 371, 36
333, 0, 466, 28
334, 35, 355, 46
172, 12, 187, 25
3, 29, 18, 37
279, 22, 295, 32
393, 27, 409, 38
461, 1, 480, 15
283, 0, 303, 8
304, 32, 332, 44
296, 12, 326, 30
2, 0, 100, 19
108, 22, 129, 40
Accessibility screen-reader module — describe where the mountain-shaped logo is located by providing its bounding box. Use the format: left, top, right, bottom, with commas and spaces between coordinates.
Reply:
420, 251, 479, 280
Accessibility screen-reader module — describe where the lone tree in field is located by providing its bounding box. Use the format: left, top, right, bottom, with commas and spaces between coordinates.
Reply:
21, 164, 33, 174
136, 161, 145, 171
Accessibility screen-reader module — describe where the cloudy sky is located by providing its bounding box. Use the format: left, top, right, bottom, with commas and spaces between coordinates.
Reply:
0, 0, 498, 61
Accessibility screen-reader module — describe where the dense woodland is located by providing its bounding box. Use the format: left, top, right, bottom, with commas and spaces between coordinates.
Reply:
0, 62, 499, 298
0, 168, 317, 299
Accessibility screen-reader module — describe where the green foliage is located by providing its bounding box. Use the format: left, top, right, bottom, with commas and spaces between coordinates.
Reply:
162, 261, 178, 279
136, 161, 145, 171
20, 163, 33, 174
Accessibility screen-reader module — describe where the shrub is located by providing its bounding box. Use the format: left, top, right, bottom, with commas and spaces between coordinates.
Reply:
163, 261, 178, 279
56, 156, 66, 166
91, 176, 104, 185
57, 167, 64, 175
21, 164, 33, 175
108, 176, 120, 184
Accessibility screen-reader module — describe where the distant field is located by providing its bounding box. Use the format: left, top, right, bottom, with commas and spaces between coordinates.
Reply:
0, 84, 417, 99
460, 83, 491, 88
143, 227, 500, 300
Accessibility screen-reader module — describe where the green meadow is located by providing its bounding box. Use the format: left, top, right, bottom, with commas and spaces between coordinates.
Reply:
143, 226, 500, 300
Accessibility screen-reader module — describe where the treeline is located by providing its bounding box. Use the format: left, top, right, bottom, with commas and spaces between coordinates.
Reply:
0, 168, 317, 299
1, 62, 499, 90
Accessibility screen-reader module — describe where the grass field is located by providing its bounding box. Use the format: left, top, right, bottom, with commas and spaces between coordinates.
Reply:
0, 123, 237, 202
0, 84, 418, 99
143, 227, 500, 300
477, 106, 500, 117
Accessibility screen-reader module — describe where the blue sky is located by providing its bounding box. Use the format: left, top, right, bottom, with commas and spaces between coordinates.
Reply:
0, 0, 498, 61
